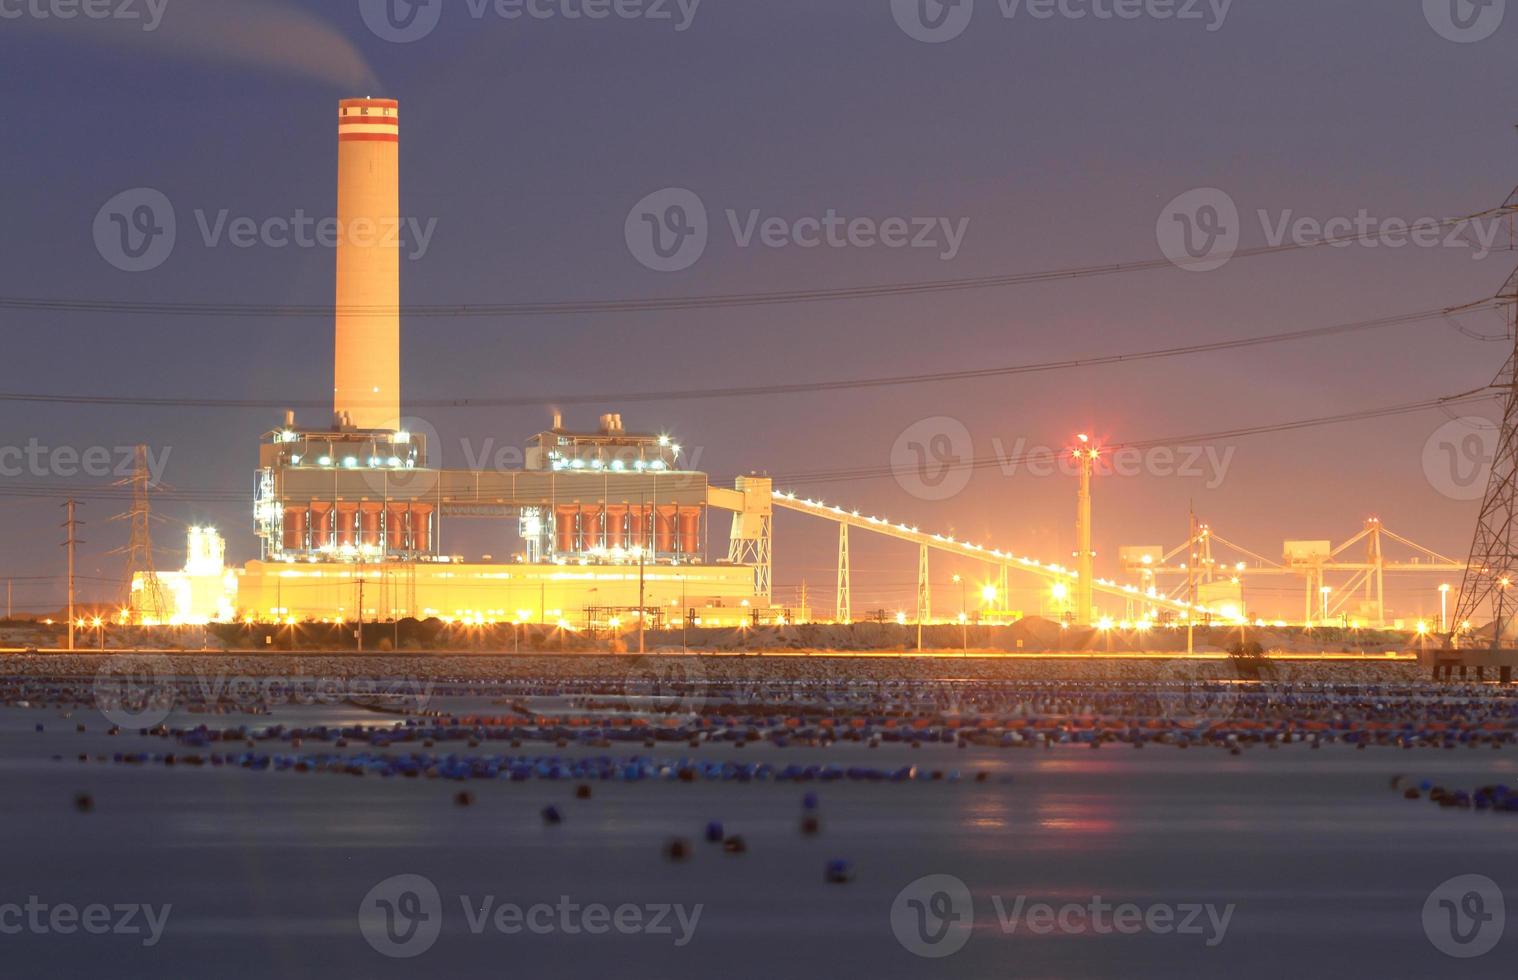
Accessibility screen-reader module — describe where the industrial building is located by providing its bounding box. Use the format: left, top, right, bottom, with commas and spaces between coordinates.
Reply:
139, 99, 774, 628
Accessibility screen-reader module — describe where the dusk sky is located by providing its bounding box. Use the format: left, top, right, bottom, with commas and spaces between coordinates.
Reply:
1, 0, 1514, 619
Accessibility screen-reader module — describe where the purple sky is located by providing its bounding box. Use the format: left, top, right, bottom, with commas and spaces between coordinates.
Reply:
0, 0, 1514, 620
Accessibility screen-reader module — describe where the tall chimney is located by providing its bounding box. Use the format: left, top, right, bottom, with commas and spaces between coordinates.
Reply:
334, 98, 401, 431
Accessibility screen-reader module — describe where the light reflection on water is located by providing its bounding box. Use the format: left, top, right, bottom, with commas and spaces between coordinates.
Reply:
2, 705, 1516, 978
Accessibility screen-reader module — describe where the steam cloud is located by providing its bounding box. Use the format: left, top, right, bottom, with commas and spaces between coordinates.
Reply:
19, 0, 381, 93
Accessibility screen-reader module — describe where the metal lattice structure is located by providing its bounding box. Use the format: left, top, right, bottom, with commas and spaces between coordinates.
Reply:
836, 523, 851, 624
115, 445, 168, 625
1452, 266, 1518, 644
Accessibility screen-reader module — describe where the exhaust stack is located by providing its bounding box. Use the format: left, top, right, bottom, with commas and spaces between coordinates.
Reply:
334, 97, 400, 431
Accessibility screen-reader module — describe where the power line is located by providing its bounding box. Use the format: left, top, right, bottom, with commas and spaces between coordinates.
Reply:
0, 389, 1493, 504
0, 209, 1504, 323
758, 389, 1501, 489
0, 302, 1491, 411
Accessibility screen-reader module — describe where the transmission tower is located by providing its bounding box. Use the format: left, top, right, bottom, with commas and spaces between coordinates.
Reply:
1452, 262, 1518, 646
113, 445, 168, 625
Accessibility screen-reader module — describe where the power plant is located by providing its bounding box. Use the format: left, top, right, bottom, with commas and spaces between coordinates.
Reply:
132, 98, 1486, 635
143, 98, 775, 628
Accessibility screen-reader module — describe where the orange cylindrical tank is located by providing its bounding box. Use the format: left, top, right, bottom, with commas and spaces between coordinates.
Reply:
678, 507, 701, 556
627, 506, 648, 551
334, 98, 401, 431
411, 504, 434, 552
556, 506, 578, 554
360, 504, 383, 549
655, 506, 677, 554
605, 505, 628, 550
581, 505, 604, 552
387, 505, 409, 551
283, 507, 308, 552
310, 503, 334, 551
335, 503, 359, 548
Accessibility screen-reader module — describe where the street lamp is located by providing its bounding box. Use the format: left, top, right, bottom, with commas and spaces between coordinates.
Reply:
952, 574, 967, 652
1438, 583, 1451, 633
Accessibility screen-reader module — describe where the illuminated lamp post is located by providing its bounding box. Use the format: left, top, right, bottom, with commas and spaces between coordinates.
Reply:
952, 574, 967, 652
1072, 434, 1099, 627
1438, 583, 1451, 634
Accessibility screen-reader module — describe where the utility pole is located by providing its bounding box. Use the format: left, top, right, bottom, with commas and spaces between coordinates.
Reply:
61, 500, 82, 652
356, 572, 365, 653
637, 494, 647, 656
953, 573, 967, 653
916, 543, 929, 653
1186, 506, 1197, 657
1074, 434, 1097, 627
